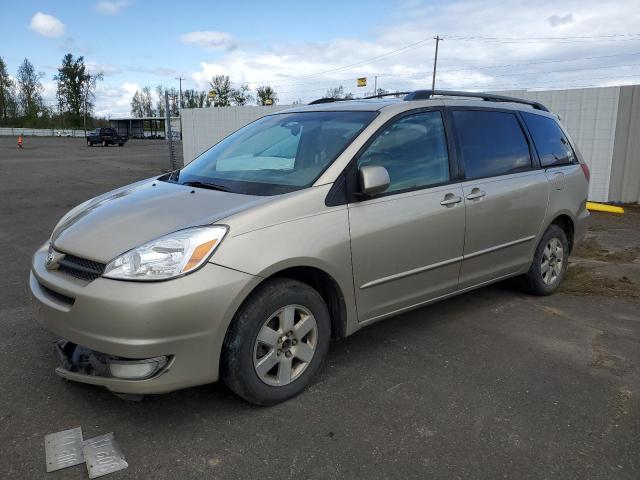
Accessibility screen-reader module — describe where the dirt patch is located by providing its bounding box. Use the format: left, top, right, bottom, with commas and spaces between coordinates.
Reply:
560, 264, 640, 301
573, 237, 640, 264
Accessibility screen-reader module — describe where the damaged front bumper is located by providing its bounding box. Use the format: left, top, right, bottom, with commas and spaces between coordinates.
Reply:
55, 340, 171, 381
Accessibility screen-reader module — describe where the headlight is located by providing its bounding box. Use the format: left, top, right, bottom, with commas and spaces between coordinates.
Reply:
103, 226, 228, 281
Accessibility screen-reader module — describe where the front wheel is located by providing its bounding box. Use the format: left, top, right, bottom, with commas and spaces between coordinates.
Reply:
102, 140, 108, 147
118, 143, 123, 147
86, 140, 92, 147
222, 278, 331, 405
519, 224, 569, 295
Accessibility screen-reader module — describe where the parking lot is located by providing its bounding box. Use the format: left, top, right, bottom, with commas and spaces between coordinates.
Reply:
0, 136, 638, 479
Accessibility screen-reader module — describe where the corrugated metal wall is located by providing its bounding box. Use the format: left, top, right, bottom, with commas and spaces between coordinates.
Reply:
181, 105, 292, 164
609, 85, 640, 203
498, 87, 620, 202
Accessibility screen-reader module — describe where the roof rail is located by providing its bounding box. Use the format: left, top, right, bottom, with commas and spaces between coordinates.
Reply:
403, 89, 549, 111
308, 97, 351, 105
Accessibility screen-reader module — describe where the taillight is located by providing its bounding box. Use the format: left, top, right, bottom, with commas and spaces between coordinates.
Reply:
580, 162, 590, 183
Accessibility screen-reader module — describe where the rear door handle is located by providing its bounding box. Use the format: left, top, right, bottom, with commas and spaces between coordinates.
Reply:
466, 189, 486, 200
440, 194, 462, 206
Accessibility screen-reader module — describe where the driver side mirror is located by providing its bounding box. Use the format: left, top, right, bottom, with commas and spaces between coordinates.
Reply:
359, 165, 390, 196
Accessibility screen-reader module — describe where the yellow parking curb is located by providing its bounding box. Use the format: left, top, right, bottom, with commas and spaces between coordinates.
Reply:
586, 202, 624, 214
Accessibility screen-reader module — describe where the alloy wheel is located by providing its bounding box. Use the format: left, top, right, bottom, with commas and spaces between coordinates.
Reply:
541, 237, 564, 285
253, 304, 318, 386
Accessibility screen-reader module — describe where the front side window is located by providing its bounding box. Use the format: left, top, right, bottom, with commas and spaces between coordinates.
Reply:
357, 111, 450, 193
167, 111, 376, 195
521, 112, 576, 167
452, 110, 532, 179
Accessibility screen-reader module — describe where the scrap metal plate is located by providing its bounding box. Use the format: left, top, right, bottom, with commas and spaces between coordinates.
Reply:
45, 427, 85, 472
82, 432, 128, 478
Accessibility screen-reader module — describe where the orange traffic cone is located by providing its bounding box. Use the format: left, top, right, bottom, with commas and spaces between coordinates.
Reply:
17, 135, 23, 149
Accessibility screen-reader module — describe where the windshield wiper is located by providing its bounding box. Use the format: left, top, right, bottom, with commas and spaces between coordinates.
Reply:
182, 181, 231, 192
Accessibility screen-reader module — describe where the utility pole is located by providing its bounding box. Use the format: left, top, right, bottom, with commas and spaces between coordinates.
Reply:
374, 75, 378, 96
431, 35, 443, 91
175, 76, 184, 140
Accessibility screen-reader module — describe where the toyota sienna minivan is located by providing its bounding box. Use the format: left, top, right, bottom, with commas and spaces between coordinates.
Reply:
30, 90, 589, 405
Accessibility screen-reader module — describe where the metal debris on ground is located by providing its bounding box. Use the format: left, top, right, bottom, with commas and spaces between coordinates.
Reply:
82, 432, 129, 479
44, 428, 128, 478
45, 427, 85, 472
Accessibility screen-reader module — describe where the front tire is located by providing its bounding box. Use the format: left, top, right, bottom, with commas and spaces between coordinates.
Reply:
222, 278, 331, 405
520, 224, 569, 296
87, 140, 92, 147
102, 140, 108, 147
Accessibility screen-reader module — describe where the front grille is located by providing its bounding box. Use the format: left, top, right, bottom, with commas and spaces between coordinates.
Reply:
58, 254, 106, 282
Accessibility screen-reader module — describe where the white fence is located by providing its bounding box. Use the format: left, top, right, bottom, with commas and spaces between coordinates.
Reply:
0, 127, 87, 137
181, 105, 292, 164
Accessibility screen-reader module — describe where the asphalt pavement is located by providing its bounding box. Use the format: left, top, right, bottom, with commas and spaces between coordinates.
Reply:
1, 137, 638, 479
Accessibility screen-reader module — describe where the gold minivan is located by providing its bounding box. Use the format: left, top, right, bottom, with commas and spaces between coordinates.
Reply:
30, 91, 589, 404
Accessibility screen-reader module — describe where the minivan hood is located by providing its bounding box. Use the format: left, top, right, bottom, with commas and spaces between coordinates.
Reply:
52, 179, 272, 262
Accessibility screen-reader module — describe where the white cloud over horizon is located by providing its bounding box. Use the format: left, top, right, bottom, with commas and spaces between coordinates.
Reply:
181, 31, 237, 51
94, 1, 131, 15
29, 12, 65, 38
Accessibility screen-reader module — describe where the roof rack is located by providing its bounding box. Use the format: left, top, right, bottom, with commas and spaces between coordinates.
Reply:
308, 97, 351, 105
402, 89, 549, 111
309, 89, 549, 112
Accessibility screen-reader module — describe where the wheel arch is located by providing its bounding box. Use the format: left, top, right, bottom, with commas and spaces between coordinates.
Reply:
548, 213, 575, 252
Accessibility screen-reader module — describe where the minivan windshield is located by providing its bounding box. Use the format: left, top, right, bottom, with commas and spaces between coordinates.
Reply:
164, 111, 377, 195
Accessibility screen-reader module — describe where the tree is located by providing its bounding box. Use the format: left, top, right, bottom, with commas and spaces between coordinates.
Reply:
231, 84, 253, 106
324, 85, 354, 100
0, 56, 17, 123
130, 87, 154, 117
55, 54, 88, 126
256, 85, 278, 105
208, 75, 233, 107
16, 58, 44, 119
155, 85, 165, 117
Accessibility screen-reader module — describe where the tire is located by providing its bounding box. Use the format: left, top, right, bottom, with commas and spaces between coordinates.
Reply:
118, 143, 123, 147
222, 278, 331, 405
520, 224, 569, 296
87, 140, 92, 147
102, 140, 108, 147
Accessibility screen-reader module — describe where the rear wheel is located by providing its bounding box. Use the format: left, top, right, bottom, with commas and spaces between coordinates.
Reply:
222, 278, 330, 405
520, 224, 569, 295
118, 143, 123, 147
102, 140, 108, 147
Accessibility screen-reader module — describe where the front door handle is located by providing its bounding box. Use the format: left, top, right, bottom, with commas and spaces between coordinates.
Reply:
440, 194, 462, 206
466, 189, 486, 200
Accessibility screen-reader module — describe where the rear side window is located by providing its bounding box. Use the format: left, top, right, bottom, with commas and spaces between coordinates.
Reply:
521, 112, 576, 167
452, 110, 532, 179
357, 111, 450, 193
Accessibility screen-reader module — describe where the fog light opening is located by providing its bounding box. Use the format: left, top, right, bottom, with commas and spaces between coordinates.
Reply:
107, 356, 168, 380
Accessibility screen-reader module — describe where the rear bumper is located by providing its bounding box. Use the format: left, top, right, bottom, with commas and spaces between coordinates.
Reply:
30, 243, 260, 394
573, 204, 589, 247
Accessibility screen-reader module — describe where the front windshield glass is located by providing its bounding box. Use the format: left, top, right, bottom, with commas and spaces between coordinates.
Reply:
165, 111, 377, 195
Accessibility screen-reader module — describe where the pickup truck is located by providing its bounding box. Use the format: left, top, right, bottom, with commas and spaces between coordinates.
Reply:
86, 128, 127, 147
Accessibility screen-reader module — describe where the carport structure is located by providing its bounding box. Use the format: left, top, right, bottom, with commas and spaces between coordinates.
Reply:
109, 117, 166, 139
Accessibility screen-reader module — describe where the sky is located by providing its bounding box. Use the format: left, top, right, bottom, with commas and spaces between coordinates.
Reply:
3, 0, 640, 117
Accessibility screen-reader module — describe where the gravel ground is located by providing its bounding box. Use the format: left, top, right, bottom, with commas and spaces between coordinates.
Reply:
0, 137, 638, 479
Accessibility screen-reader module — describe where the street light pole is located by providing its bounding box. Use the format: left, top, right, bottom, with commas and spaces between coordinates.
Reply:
431, 35, 443, 91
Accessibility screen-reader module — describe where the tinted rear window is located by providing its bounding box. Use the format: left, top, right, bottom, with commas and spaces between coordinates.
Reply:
521, 112, 576, 167
452, 110, 532, 179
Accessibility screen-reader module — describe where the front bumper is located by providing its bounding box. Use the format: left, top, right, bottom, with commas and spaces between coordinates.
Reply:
30, 243, 260, 394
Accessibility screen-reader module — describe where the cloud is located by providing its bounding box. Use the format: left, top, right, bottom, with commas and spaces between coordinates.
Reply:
94, 82, 140, 117
180, 31, 236, 51
548, 13, 575, 27
94, 1, 131, 15
29, 12, 65, 38
87, 62, 122, 76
